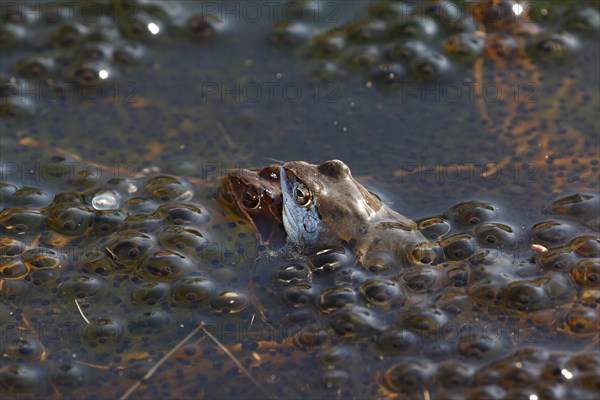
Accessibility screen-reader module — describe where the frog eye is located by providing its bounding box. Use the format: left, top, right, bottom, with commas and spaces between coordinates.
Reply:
294, 183, 312, 207
242, 187, 260, 209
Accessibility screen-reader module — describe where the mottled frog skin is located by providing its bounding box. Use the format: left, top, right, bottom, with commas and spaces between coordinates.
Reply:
280, 160, 427, 267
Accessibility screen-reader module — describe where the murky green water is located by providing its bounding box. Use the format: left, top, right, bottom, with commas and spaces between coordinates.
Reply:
1, 1, 599, 399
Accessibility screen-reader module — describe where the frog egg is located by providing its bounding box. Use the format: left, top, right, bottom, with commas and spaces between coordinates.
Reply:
563, 306, 600, 335
467, 276, 510, 306
562, 5, 600, 34
1, 337, 46, 361
569, 236, 600, 257
409, 241, 444, 266
210, 290, 247, 314
14, 56, 56, 80
417, 216, 451, 241
457, 333, 504, 360
422, 0, 463, 23
182, 14, 226, 41
0, 23, 26, 49
308, 246, 353, 274
0, 364, 46, 394
9, 186, 52, 208
441, 233, 476, 261
83, 317, 124, 344
22, 247, 63, 270
131, 281, 171, 305
446, 200, 497, 227
384, 360, 436, 393
343, 45, 382, 69
409, 52, 452, 81
269, 22, 312, 47
90, 190, 120, 211
46, 203, 94, 236
143, 176, 194, 202
79, 42, 114, 61
468, 250, 514, 281
0, 238, 26, 256
386, 16, 439, 41
360, 278, 406, 307
0, 258, 27, 280
69, 62, 114, 87
106, 231, 156, 268
0, 94, 35, 119
171, 275, 215, 304
550, 193, 595, 217
368, 1, 413, 20
158, 226, 208, 255
282, 283, 315, 307
128, 309, 171, 334
287, 308, 315, 323
0, 209, 45, 237
382, 39, 429, 63
346, 20, 387, 44
571, 258, 600, 287
306, 34, 347, 59
535, 248, 577, 271
295, 325, 331, 347
49, 363, 88, 389
531, 220, 576, 246
503, 278, 550, 312
113, 41, 146, 65
92, 210, 127, 236
526, 31, 581, 62
402, 267, 440, 292
51, 22, 89, 48
318, 286, 358, 313
437, 361, 474, 389
138, 250, 196, 281
58, 274, 106, 299
119, 12, 163, 41
155, 203, 209, 226
328, 305, 381, 337
475, 222, 517, 249
316, 345, 355, 369
443, 32, 485, 61
369, 63, 406, 87
321, 369, 349, 390
400, 304, 448, 334
276, 263, 311, 284
447, 266, 468, 287
0, 182, 18, 202
377, 328, 419, 353
28, 268, 56, 286
122, 197, 158, 214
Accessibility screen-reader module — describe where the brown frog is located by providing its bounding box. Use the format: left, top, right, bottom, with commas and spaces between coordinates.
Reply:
280, 160, 427, 268
224, 164, 286, 246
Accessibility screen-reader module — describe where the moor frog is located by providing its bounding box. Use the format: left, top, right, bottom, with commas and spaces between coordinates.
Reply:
224, 164, 286, 246
280, 160, 427, 268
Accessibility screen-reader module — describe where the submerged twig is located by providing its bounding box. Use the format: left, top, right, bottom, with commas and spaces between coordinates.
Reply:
198, 323, 272, 399
119, 324, 204, 400
74, 299, 90, 324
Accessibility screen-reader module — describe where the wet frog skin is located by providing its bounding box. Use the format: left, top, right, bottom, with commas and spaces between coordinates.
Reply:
280, 160, 427, 268
224, 164, 286, 247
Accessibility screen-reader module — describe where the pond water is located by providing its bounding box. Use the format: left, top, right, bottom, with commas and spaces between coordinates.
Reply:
1, 1, 599, 399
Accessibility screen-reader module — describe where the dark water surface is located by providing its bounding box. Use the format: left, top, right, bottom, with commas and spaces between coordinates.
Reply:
1, 1, 599, 399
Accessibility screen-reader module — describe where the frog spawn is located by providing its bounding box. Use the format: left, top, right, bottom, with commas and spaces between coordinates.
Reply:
1, 1, 231, 118
262, 191, 599, 397
272, 0, 598, 84
0, 173, 261, 398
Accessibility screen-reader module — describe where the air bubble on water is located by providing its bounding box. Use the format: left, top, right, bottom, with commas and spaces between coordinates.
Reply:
91, 191, 119, 210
